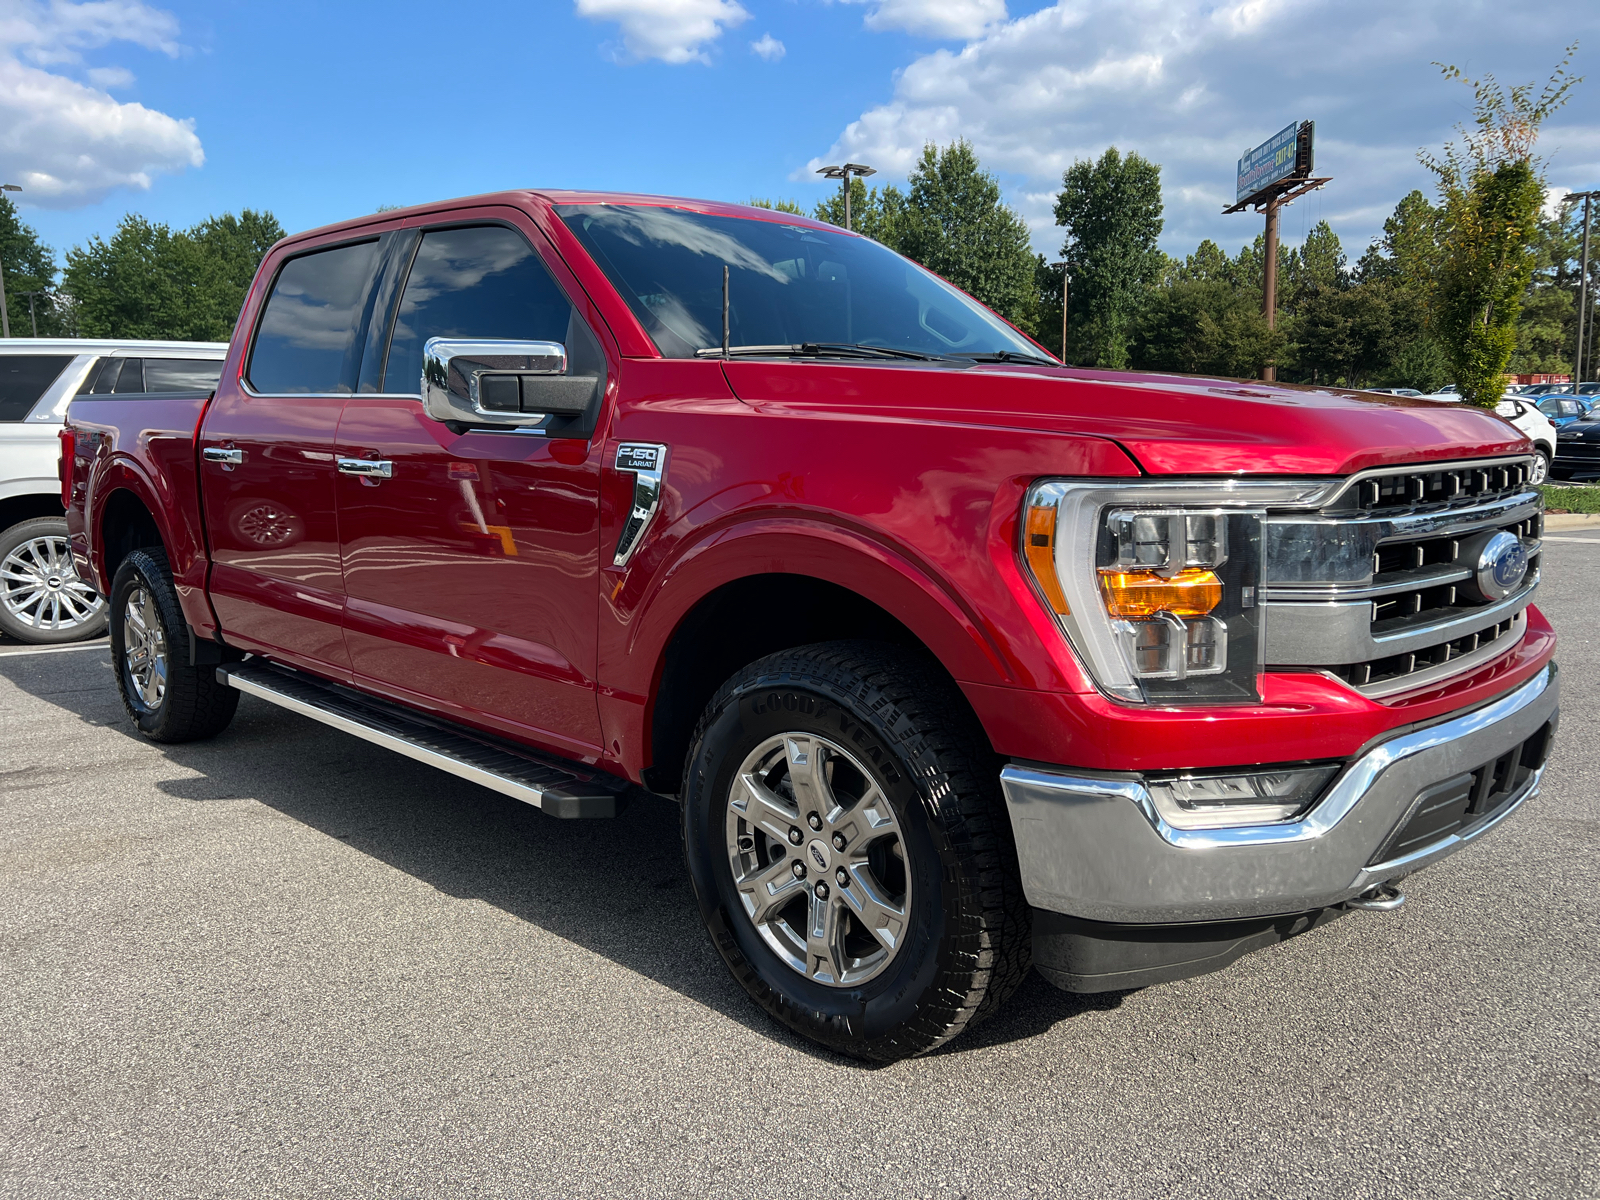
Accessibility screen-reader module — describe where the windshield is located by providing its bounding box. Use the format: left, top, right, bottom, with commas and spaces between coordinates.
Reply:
557, 204, 1048, 362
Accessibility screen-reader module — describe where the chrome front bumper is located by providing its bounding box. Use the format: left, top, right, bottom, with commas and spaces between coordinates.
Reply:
1000, 664, 1559, 924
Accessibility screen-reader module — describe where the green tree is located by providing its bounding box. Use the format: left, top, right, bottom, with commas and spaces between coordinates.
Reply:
890, 141, 1037, 331
0, 196, 66, 337
1134, 280, 1283, 377
1054, 147, 1165, 368
810, 178, 909, 248
1422, 48, 1581, 406
747, 198, 806, 215
1296, 282, 1402, 387
64, 209, 284, 341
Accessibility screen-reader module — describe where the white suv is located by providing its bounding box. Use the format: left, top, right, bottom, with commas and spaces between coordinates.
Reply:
0, 339, 226, 643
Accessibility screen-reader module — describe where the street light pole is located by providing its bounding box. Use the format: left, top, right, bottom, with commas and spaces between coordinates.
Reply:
815, 163, 876, 232
0, 183, 20, 339
1570, 190, 1598, 384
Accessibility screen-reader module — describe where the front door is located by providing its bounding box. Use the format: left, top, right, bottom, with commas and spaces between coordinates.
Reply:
334, 221, 608, 759
200, 236, 384, 677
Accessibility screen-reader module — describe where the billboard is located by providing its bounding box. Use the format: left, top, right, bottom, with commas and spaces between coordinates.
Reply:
1236, 122, 1313, 204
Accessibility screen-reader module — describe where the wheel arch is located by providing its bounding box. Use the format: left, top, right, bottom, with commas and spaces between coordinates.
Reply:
631, 522, 1014, 793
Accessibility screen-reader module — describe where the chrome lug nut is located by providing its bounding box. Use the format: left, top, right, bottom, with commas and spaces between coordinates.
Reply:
807, 812, 823, 831
835, 868, 849, 887
814, 882, 829, 900
831, 832, 846, 851
792, 861, 806, 879
788, 827, 803, 846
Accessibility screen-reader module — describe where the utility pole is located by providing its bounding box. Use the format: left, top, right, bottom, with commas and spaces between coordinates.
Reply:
19, 290, 42, 337
1569, 190, 1598, 383
0, 183, 20, 339
815, 163, 876, 232
1057, 261, 1069, 361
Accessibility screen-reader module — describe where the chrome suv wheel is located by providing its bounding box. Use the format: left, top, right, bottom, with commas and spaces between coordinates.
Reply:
121, 582, 168, 709
726, 733, 911, 987
0, 517, 108, 644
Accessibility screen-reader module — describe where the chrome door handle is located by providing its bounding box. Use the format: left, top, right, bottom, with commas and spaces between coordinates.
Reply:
202, 447, 243, 465
337, 457, 394, 478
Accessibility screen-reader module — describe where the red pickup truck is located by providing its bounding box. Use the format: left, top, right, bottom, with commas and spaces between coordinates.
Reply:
64, 192, 1558, 1061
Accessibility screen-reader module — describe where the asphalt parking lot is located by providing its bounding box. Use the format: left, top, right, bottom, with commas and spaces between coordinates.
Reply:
2, 538, 1597, 1200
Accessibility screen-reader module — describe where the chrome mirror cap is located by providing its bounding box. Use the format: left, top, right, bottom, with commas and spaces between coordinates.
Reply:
422, 338, 592, 426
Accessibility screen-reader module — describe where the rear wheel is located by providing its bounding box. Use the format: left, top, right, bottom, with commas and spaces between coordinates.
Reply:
681, 642, 1030, 1062
0, 517, 108, 644
109, 548, 239, 742
1530, 449, 1551, 485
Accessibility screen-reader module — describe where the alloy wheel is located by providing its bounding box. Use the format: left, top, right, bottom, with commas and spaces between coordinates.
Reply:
122, 584, 168, 709
0, 535, 105, 633
725, 733, 911, 987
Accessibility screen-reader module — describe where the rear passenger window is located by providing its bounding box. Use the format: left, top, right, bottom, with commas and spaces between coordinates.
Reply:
249, 239, 381, 394
0, 355, 73, 421
381, 225, 576, 394
145, 359, 224, 392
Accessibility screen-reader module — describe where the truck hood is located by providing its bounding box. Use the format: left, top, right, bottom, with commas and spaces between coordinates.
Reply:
722, 361, 1529, 476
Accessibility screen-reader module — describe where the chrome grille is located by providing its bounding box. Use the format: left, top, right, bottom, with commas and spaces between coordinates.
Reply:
1341, 460, 1533, 515
1262, 456, 1540, 700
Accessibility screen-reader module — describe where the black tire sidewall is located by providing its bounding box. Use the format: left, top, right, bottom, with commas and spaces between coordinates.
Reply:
109, 552, 173, 736
683, 670, 974, 1059
0, 517, 109, 645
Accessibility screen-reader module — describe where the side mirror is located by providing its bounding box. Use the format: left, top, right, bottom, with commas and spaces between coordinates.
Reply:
422, 338, 597, 427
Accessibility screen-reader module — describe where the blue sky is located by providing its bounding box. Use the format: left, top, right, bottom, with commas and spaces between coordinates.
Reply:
3, 0, 1598, 271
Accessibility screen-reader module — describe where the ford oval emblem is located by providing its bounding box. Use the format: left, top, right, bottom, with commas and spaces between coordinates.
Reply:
1474, 531, 1528, 601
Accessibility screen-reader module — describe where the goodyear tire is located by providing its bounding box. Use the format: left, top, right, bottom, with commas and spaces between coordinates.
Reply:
682, 642, 1030, 1062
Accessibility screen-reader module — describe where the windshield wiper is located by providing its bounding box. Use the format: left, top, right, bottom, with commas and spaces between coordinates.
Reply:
950, 350, 1061, 367
695, 342, 962, 364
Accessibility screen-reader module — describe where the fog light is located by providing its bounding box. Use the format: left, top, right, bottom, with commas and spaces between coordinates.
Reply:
1146, 764, 1338, 830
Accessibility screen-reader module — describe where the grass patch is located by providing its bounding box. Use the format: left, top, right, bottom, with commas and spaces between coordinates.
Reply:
1538, 484, 1600, 514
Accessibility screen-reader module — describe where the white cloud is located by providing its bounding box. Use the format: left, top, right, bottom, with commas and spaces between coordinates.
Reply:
0, 1, 201, 208
808, 0, 1600, 255
85, 64, 134, 88
574, 0, 750, 64
853, 0, 1007, 40
751, 32, 785, 61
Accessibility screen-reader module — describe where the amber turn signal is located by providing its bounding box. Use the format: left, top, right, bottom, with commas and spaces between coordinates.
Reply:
1024, 504, 1071, 614
1098, 566, 1223, 620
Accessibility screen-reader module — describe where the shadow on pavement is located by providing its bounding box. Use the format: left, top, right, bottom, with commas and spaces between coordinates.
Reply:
2, 651, 1113, 1066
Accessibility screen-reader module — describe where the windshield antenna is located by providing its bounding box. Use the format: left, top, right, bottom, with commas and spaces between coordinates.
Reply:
722, 266, 730, 360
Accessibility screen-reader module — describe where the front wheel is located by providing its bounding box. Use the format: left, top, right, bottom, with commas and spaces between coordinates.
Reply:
682, 642, 1030, 1062
1530, 449, 1551, 485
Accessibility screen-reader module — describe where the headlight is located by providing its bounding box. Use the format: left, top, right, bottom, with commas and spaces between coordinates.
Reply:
1021, 479, 1331, 705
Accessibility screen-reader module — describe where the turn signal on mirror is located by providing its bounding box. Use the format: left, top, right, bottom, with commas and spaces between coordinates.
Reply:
1098, 567, 1223, 620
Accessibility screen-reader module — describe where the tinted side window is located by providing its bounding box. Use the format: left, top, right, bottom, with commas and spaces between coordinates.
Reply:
382, 226, 574, 394
112, 359, 145, 394
249, 240, 381, 394
0, 355, 74, 421
145, 359, 224, 392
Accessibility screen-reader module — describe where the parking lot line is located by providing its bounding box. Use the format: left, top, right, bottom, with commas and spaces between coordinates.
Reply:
0, 640, 111, 658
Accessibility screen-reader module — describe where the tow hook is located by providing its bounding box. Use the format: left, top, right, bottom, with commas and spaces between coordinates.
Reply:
1344, 883, 1406, 912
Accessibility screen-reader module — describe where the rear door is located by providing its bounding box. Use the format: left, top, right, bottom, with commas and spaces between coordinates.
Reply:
333, 218, 610, 757
198, 237, 384, 677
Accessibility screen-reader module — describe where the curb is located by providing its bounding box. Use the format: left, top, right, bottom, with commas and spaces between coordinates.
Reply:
1545, 513, 1600, 530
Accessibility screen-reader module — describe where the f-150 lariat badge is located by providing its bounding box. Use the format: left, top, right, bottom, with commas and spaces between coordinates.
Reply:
613, 443, 668, 567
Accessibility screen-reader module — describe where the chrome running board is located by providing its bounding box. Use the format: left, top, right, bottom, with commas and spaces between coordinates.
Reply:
217, 659, 631, 818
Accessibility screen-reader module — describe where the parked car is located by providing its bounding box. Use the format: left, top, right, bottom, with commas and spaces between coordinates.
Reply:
1535, 395, 1594, 428
64, 193, 1557, 1061
1553, 414, 1600, 479
1496, 399, 1558, 482
1414, 391, 1555, 480
1, 340, 226, 643
1366, 387, 1424, 397
1575, 382, 1600, 396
